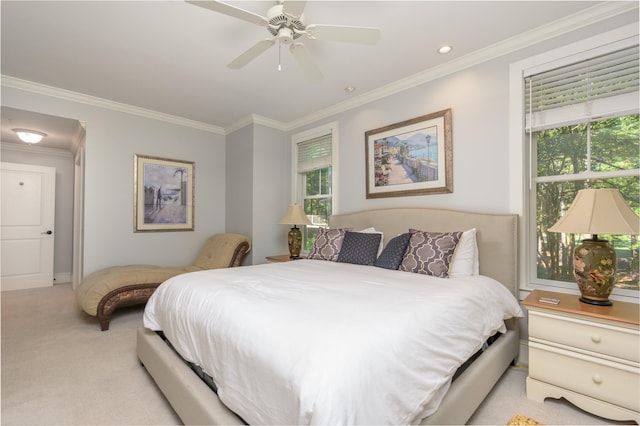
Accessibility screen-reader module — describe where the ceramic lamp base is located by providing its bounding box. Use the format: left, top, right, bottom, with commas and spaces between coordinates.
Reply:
287, 226, 302, 259
573, 238, 616, 306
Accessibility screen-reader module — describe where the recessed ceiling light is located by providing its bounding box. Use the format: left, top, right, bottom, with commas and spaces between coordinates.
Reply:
344, 85, 356, 93
13, 129, 47, 144
438, 45, 453, 54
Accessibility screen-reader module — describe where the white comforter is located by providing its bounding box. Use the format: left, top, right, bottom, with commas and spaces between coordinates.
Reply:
144, 259, 522, 425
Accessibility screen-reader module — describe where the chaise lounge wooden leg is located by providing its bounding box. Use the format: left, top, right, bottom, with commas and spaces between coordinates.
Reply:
99, 316, 111, 331
96, 283, 161, 331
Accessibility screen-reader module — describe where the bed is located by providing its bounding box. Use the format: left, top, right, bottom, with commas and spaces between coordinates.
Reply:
137, 207, 521, 425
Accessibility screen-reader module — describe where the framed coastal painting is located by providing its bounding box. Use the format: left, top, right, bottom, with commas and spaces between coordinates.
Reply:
365, 109, 452, 199
134, 154, 194, 232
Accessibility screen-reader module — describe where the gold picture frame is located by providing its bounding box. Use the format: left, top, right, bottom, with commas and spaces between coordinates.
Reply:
365, 109, 452, 198
134, 154, 194, 232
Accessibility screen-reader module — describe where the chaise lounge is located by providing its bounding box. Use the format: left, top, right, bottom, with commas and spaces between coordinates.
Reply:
75, 233, 251, 330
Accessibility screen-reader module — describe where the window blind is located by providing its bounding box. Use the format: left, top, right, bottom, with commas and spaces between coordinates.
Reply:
297, 133, 332, 173
525, 45, 639, 132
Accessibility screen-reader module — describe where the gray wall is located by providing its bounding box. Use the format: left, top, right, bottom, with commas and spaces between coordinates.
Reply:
251, 124, 290, 263
291, 13, 638, 218
1, 86, 227, 276
225, 125, 254, 263
225, 123, 290, 264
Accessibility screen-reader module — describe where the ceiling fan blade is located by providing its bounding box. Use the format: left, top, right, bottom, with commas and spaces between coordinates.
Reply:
282, 1, 306, 18
305, 24, 380, 45
228, 39, 275, 69
289, 42, 323, 83
186, 1, 268, 26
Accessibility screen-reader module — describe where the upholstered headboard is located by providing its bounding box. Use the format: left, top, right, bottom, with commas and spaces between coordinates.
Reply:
329, 207, 518, 297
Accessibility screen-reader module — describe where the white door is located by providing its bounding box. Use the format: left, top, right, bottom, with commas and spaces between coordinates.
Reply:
1, 162, 56, 291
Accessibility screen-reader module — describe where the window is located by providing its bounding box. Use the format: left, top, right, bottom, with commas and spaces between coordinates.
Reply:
524, 43, 639, 299
292, 123, 339, 252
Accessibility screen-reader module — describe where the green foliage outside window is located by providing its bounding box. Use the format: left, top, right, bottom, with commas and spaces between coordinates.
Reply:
535, 115, 639, 290
302, 167, 332, 251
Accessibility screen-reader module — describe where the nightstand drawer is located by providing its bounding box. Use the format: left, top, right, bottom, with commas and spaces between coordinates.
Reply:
529, 310, 640, 363
529, 343, 640, 411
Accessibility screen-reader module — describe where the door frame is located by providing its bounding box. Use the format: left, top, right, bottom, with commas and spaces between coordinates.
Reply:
72, 128, 86, 290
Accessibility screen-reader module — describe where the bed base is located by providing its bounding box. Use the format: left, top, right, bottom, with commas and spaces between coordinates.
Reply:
137, 327, 245, 425
137, 207, 520, 424
137, 325, 518, 425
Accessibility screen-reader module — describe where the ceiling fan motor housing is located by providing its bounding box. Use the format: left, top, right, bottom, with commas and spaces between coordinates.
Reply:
267, 4, 306, 44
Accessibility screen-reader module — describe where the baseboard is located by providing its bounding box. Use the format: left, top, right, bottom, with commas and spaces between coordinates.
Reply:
517, 338, 529, 367
54, 272, 72, 284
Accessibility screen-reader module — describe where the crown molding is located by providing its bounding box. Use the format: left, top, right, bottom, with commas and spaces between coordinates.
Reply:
251, 114, 288, 132
225, 114, 288, 134
1, 2, 635, 136
1, 75, 225, 135
1, 140, 73, 158
287, 1, 639, 131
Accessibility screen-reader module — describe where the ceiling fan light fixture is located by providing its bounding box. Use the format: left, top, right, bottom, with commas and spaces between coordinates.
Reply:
189, 0, 380, 83
13, 129, 47, 144
438, 45, 453, 54
277, 26, 294, 45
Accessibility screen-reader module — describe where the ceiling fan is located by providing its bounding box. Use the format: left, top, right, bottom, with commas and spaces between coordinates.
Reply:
186, 0, 381, 82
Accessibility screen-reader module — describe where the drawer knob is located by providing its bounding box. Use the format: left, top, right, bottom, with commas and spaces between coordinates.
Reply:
592, 374, 603, 384
591, 334, 601, 343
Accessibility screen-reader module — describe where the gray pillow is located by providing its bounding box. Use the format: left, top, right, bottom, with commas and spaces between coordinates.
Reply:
374, 232, 412, 270
307, 228, 349, 261
399, 231, 462, 278
337, 231, 382, 266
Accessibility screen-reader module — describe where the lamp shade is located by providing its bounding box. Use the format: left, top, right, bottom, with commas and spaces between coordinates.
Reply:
549, 188, 639, 236
278, 204, 312, 226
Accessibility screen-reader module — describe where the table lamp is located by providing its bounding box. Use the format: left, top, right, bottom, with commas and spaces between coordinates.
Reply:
548, 188, 640, 306
278, 204, 312, 259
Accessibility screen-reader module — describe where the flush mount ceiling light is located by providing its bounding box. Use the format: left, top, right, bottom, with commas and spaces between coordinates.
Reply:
438, 45, 453, 54
13, 129, 47, 144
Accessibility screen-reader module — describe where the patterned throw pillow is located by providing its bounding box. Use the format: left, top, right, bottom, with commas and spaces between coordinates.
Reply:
409, 228, 479, 277
374, 232, 412, 270
307, 228, 349, 261
337, 231, 383, 266
400, 231, 463, 278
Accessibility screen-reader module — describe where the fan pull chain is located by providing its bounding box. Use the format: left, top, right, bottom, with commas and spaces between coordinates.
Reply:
278, 41, 282, 71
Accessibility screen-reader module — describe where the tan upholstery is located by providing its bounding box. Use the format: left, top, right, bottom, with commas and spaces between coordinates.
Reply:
192, 233, 251, 270
76, 233, 251, 331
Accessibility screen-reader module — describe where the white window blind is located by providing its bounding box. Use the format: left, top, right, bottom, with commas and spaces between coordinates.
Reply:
297, 134, 332, 173
525, 45, 639, 132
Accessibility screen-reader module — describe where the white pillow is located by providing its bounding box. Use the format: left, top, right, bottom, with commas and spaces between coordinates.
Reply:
448, 228, 479, 277
358, 227, 385, 255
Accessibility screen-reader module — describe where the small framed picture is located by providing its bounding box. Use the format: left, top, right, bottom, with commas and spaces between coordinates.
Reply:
134, 154, 194, 232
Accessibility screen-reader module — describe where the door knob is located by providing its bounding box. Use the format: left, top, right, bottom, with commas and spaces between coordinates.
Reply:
41, 230, 53, 235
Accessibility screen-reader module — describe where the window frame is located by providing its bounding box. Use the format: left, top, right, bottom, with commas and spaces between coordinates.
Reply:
509, 23, 639, 303
290, 122, 339, 254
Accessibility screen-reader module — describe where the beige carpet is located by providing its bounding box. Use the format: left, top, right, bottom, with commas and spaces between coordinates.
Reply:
1, 283, 180, 425
1, 283, 634, 425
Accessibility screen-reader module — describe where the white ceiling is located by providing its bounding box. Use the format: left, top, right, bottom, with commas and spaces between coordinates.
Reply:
0, 1, 633, 150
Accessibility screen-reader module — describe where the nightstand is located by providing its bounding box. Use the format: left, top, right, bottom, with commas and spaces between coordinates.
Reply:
522, 289, 639, 423
265, 255, 305, 262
